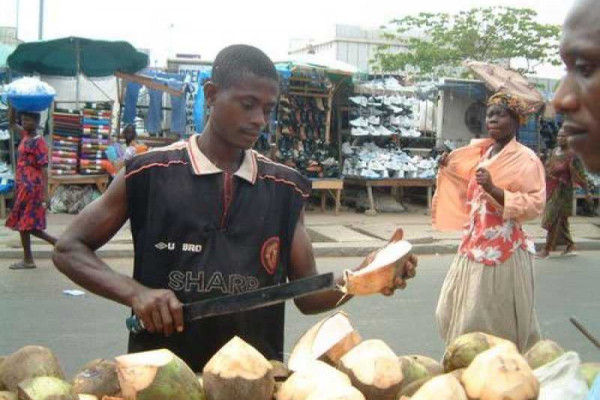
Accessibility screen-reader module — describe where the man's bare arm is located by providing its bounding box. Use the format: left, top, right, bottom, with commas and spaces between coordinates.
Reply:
53, 169, 183, 336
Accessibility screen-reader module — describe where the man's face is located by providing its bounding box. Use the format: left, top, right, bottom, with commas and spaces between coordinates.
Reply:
206, 75, 279, 150
553, 0, 600, 172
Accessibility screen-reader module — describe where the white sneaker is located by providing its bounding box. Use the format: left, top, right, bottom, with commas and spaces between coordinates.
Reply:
390, 116, 401, 126
367, 126, 380, 136
368, 116, 380, 125
378, 125, 394, 136
351, 127, 368, 137
349, 96, 367, 107
350, 117, 369, 128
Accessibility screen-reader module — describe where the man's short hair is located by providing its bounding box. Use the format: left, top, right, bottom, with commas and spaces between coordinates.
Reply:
211, 44, 278, 89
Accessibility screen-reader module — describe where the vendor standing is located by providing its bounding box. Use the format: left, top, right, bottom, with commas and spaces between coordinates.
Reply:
53, 45, 417, 371
432, 93, 545, 352
6, 107, 57, 269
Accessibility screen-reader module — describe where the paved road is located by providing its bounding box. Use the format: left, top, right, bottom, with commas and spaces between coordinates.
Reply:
1, 253, 598, 376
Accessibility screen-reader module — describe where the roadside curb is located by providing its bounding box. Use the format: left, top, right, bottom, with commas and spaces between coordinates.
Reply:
1, 239, 599, 259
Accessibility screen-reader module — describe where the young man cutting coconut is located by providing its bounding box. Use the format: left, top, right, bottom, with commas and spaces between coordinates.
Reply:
53, 44, 417, 372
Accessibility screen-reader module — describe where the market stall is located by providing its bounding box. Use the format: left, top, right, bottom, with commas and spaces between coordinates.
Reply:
342, 76, 439, 215
274, 58, 355, 213
6, 36, 149, 203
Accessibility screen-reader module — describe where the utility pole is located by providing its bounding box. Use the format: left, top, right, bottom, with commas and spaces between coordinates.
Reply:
16, 0, 20, 40
38, 0, 44, 40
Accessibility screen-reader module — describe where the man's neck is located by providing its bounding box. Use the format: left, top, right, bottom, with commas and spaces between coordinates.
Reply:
197, 131, 243, 173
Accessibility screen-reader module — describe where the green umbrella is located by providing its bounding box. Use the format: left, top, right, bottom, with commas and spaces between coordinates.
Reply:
7, 36, 148, 77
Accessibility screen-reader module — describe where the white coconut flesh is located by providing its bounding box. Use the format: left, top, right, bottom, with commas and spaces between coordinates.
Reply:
311, 313, 356, 359
116, 349, 173, 392
204, 336, 272, 380
354, 240, 412, 275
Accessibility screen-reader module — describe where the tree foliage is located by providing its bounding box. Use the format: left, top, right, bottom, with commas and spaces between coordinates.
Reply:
373, 7, 561, 77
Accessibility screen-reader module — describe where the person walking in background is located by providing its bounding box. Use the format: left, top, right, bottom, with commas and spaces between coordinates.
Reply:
433, 93, 545, 352
537, 128, 591, 258
5, 106, 56, 270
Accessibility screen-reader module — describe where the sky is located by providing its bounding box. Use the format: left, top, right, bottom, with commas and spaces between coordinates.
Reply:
1, 0, 576, 78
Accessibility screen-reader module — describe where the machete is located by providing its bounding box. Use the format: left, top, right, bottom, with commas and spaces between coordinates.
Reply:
126, 272, 335, 333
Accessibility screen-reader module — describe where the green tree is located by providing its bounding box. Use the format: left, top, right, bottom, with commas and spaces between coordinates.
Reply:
373, 7, 561, 77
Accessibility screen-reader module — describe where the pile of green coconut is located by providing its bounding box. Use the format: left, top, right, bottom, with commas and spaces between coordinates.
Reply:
1, 311, 598, 400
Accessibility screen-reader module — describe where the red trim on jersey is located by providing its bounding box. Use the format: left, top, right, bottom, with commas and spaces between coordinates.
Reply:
258, 175, 310, 198
125, 160, 189, 179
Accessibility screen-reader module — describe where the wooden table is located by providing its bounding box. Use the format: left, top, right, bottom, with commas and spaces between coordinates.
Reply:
311, 179, 344, 215
344, 178, 436, 215
48, 174, 110, 197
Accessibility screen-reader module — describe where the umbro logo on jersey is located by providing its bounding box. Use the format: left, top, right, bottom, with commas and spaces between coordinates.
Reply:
155, 242, 176, 251
182, 243, 203, 253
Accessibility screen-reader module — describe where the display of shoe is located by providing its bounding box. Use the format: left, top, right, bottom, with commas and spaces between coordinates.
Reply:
367, 116, 380, 126
377, 125, 394, 136
350, 117, 369, 128
349, 96, 368, 107
351, 127, 369, 137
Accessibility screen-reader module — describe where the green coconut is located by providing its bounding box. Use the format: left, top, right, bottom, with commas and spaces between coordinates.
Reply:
17, 377, 76, 400
397, 357, 430, 387
0, 391, 16, 400
0, 346, 65, 392
581, 363, 600, 388
116, 349, 205, 400
524, 340, 565, 370
203, 336, 274, 400
71, 359, 120, 397
442, 332, 515, 372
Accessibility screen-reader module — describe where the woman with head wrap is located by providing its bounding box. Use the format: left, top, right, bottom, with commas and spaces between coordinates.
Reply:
432, 92, 545, 352
537, 128, 591, 258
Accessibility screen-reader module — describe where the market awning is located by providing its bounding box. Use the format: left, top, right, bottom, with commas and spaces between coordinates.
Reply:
8, 37, 148, 77
275, 55, 357, 83
464, 60, 544, 111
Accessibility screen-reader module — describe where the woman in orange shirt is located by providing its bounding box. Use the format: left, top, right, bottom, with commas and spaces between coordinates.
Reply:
433, 93, 545, 352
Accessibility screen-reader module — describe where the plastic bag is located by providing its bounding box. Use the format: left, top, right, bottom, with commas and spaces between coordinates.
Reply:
534, 351, 589, 400
589, 376, 600, 400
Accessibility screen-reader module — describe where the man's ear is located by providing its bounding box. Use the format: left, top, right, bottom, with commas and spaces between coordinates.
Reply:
204, 81, 218, 107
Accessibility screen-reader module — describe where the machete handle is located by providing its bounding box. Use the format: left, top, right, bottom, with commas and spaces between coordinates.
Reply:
126, 315, 145, 334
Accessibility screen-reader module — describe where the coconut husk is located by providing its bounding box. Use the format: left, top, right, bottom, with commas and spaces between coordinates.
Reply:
410, 374, 467, 400
17, 377, 76, 400
0, 346, 65, 392
0, 391, 16, 400
581, 363, 600, 388
288, 311, 361, 372
524, 340, 565, 370
71, 359, 120, 397
203, 336, 273, 400
339, 230, 412, 296
337, 339, 403, 400
276, 361, 351, 400
116, 348, 204, 400
305, 385, 365, 400
442, 332, 515, 372
461, 344, 539, 400
269, 361, 290, 382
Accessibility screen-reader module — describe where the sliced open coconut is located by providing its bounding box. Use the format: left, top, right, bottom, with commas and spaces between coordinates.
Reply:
288, 312, 361, 372
203, 336, 273, 400
0, 345, 65, 392
116, 348, 204, 400
276, 360, 351, 400
339, 230, 413, 295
